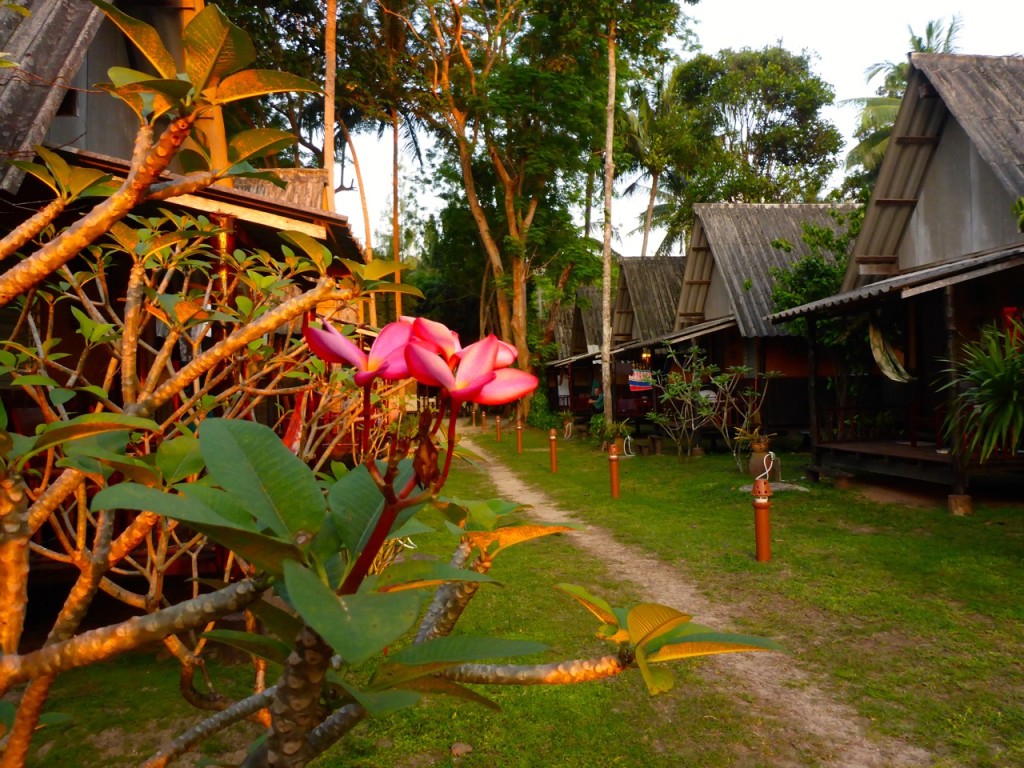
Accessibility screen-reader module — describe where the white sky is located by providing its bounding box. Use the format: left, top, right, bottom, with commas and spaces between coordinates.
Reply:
339, 1, 1024, 256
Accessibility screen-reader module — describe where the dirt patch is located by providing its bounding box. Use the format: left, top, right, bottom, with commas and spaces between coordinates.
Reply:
461, 436, 933, 768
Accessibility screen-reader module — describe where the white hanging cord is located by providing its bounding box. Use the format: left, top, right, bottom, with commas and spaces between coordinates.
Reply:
757, 451, 776, 481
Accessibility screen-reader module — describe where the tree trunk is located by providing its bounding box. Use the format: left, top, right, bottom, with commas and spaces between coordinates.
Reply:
337, 121, 376, 326
540, 261, 575, 349
323, 0, 337, 213
640, 170, 659, 258
391, 107, 402, 319
600, 20, 617, 428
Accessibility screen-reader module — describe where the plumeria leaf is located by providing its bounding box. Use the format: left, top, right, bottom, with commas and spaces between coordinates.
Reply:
26, 414, 158, 463
246, 595, 304, 644
635, 645, 675, 694
646, 632, 783, 663
396, 677, 501, 711
330, 676, 421, 716
155, 433, 204, 484
199, 418, 324, 541
201, 629, 291, 666
277, 231, 332, 274
556, 584, 619, 626
89, 1, 177, 78
213, 70, 319, 105
182, 4, 254, 93
627, 603, 692, 649
283, 560, 423, 665
364, 560, 498, 593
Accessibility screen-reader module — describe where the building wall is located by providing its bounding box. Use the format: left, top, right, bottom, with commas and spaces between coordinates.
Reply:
704, 265, 732, 319
899, 118, 1022, 270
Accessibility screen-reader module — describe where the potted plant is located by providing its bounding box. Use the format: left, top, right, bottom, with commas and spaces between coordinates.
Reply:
734, 425, 779, 478
606, 420, 635, 454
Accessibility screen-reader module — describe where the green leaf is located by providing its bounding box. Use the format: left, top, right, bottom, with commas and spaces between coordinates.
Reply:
201, 629, 291, 666
364, 281, 424, 300
10, 374, 60, 388
47, 388, 75, 408
34, 146, 72, 191
327, 464, 384, 557
330, 676, 421, 716
26, 414, 158, 462
365, 560, 497, 593
283, 560, 423, 666
89, 0, 177, 78
635, 645, 675, 694
646, 631, 784, 662
10, 162, 58, 196
277, 231, 332, 274
156, 433, 204, 484
182, 4, 255, 93
213, 70, 319, 105
247, 595, 304, 644
555, 584, 618, 626
389, 636, 548, 667
228, 129, 295, 166
399, 677, 501, 711
199, 418, 324, 540
92, 482, 303, 575
627, 603, 692, 648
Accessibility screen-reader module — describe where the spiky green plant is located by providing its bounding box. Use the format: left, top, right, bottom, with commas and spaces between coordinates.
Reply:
943, 319, 1024, 462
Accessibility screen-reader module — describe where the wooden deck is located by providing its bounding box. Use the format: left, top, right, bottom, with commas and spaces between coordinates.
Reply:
811, 439, 1023, 488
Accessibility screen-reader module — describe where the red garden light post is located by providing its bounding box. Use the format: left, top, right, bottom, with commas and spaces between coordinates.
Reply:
495, 415, 502, 442
608, 444, 620, 499
549, 428, 558, 473
516, 419, 523, 453
752, 476, 773, 562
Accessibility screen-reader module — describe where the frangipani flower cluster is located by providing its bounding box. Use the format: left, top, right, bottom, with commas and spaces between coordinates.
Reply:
303, 315, 538, 407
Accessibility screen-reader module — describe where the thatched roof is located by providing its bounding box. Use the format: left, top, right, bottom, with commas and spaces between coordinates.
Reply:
678, 203, 857, 338
612, 255, 686, 343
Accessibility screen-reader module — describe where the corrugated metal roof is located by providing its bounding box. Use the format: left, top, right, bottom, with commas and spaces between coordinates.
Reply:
917, 54, 1024, 199
769, 242, 1024, 321
613, 255, 686, 342
681, 203, 857, 338
0, 0, 105, 193
844, 53, 1024, 291
612, 316, 737, 356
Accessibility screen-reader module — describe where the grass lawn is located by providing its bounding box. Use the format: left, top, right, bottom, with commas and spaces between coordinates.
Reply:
25, 424, 1023, 767
469, 425, 1024, 768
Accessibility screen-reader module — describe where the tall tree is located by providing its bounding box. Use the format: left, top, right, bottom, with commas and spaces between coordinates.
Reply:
844, 16, 962, 181
648, 45, 843, 253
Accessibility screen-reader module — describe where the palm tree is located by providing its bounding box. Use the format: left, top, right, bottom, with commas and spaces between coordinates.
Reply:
845, 15, 962, 175
619, 66, 687, 258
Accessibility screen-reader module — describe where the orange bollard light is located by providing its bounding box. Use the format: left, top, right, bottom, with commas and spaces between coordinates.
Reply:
608, 444, 620, 499
482, 411, 487, 429
752, 476, 772, 562
496, 415, 502, 442
472, 407, 478, 428
549, 428, 558, 473
516, 419, 523, 453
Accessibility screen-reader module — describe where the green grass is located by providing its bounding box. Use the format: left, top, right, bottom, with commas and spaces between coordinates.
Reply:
27, 425, 1024, 767
474, 426, 1024, 768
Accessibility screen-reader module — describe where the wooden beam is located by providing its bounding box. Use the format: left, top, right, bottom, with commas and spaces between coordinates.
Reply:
895, 135, 938, 146
858, 263, 899, 276
856, 255, 898, 264
168, 194, 327, 239
684, 279, 712, 285
874, 198, 918, 206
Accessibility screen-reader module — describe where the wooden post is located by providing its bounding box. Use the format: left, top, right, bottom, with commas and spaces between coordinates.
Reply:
608, 444, 620, 499
516, 419, 523, 453
495, 415, 501, 442
549, 428, 558, 473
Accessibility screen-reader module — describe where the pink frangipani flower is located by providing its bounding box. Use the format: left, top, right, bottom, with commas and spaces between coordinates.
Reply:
406, 334, 537, 405
304, 318, 412, 386
411, 317, 462, 362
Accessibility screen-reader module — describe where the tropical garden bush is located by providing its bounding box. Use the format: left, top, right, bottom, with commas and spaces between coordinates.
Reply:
0, 5, 780, 767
